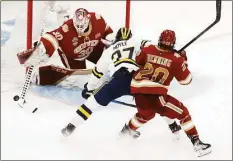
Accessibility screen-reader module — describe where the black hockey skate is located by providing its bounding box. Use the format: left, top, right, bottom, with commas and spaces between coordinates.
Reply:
169, 121, 181, 139
61, 123, 76, 137
120, 124, 140, 138
189, 135, 212, 157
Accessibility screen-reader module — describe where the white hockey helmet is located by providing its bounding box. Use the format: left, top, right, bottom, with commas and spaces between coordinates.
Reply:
73, 8, 91, 36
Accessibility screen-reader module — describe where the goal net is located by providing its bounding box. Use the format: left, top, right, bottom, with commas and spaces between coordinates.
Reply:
1, 0, 129, 91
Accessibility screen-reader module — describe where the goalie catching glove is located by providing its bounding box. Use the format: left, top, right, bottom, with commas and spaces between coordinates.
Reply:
17, 42, 50, 67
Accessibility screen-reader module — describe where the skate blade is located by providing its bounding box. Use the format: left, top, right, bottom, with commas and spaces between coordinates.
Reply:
197, 147, 212, 157
61, 129, 72, 137
172, 132, 180, 140
117, 132, 130, 140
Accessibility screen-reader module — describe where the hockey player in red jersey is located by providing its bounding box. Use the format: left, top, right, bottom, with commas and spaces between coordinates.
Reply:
17, 8, 113, 86
120, 30, 211, 157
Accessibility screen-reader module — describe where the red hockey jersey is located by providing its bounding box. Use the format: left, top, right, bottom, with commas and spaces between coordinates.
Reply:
131, 45, 192, 95
40, 12, 113, 65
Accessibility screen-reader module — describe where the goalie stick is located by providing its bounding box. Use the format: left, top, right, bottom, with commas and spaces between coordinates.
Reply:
14, 2, 50, 102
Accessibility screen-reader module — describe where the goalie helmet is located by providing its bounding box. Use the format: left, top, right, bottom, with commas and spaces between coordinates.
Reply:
73, 8, 91, 37
158, 29, 176, 49
115, 27, 132, 42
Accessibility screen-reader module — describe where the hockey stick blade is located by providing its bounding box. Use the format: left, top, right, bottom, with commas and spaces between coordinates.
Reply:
177, 0, 221, 53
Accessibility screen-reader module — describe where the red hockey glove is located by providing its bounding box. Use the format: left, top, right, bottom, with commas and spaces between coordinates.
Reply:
16, 41, 38, 65
17, 47, 35, 65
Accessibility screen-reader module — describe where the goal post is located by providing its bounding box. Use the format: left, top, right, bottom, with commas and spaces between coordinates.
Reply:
27, 0, 33, 49
125, 0, 131, 28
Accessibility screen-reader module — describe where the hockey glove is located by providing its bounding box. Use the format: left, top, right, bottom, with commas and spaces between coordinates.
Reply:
82, 83, 94, 99
17, 41, 39, 65
23, 42, 50, 67
180, 50, 187, 61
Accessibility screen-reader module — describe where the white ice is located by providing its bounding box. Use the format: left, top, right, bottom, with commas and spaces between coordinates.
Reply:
1, 1, 232, 160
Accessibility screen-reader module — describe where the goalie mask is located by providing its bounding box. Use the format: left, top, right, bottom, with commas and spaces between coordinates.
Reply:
158, 30, 176, 49
73, 8, 91, 37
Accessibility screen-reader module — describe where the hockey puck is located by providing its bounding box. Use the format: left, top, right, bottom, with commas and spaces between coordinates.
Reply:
13, 95, 20, 101
32, 108, 38, 113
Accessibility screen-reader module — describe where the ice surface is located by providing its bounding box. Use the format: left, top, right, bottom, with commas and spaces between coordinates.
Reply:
1, 1, 232, 160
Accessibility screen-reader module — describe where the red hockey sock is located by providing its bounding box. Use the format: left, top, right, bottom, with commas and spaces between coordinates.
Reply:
128, 113, 149, 131
180, 115, 199, 138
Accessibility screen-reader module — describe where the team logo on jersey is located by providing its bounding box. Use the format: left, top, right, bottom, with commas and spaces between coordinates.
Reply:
62, 24, 69, 33
72, 37, 79, 46
74, 40, 99, 60
95, 33, 101, 39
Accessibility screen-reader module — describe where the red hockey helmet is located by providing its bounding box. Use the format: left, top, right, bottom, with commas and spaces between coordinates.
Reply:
73, 8, 91, 36
158, 30, 176, 49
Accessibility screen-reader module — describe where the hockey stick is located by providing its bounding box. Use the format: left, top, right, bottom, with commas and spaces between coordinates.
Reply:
120, 1, 221, 108
176, 0, 221, 53
112, 100, 136, 108
117, 1, 221, 108
14, 4, 50, 102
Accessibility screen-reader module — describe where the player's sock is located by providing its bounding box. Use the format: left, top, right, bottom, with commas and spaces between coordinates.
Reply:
61, 104, 92, 137
180, 115, 198, 137
128, 113, 148, 131
61, 95, 100, 136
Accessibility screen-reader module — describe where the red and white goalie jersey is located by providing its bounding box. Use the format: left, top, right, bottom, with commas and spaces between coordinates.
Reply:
40, 10, 113, 69
131, 45, 192, 95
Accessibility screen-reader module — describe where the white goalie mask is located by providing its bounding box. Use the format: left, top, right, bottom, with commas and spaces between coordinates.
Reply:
73, 8, 91, 37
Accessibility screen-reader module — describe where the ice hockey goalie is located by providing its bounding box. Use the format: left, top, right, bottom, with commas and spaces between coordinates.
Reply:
17, 8, 113, 87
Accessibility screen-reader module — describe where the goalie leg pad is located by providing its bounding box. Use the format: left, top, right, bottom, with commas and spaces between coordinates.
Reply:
36, 65, 74, 85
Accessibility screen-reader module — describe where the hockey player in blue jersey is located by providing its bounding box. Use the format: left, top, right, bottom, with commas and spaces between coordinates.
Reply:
61, 27, 181, 137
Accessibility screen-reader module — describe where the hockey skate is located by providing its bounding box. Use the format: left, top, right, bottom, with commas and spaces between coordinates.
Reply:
189, 135, 212, 157
119, 124, 140, 138
169, 121, 181, 140
61, 123, 76, 137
